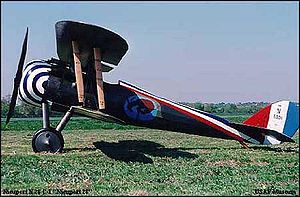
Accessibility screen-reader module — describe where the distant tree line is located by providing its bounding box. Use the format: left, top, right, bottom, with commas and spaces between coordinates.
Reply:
179, 101, 269, 115
1, 95, 270, 118
1, 95, 62, 118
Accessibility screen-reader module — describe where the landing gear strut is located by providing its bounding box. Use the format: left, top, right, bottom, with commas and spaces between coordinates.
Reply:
32, 102, 73, 153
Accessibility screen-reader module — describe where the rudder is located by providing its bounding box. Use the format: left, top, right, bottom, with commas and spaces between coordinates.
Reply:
243, 101, 299, 144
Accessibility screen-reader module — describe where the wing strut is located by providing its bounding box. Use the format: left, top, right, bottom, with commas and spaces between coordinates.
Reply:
72, 41, 84, 105
71, 41, 105, 110
93, 48, 105, 109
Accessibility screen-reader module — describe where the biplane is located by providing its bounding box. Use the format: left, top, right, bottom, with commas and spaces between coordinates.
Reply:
5, 20, 299, 153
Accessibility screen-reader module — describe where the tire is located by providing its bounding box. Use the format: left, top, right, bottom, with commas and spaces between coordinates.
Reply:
32, 128, 64, 153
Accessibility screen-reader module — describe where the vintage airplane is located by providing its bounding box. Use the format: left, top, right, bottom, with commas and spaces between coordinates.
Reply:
5, 20, 299, 153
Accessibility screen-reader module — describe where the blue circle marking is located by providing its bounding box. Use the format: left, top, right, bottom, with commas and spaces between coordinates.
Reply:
124, 95, 159, 121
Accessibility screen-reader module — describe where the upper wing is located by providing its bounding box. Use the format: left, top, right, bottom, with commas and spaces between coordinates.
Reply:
55, 20, 129, 72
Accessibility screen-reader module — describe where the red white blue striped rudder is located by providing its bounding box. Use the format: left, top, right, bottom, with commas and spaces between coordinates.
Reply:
243, 101, 299, 145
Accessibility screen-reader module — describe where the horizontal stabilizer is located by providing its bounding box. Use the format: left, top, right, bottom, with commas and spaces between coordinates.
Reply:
230, 122, 295, 144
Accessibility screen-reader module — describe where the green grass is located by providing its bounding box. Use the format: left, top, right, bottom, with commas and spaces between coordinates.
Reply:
1, 117, 141, 131
1, 115, 248, 131
1, 117, 299, 196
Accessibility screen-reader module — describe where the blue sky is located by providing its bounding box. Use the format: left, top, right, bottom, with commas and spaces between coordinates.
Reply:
1, 1, 299, 103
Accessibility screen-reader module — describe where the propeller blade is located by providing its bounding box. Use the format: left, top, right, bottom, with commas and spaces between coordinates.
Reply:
5, 27, 29, 126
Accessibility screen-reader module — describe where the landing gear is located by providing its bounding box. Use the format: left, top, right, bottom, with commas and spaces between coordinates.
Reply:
32, 102, 73, 153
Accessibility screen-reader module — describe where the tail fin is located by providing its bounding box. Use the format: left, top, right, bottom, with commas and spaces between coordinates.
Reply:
243, 100, 299, 145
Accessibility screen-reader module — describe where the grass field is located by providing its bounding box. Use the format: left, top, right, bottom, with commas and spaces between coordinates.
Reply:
1, 117, 299, 196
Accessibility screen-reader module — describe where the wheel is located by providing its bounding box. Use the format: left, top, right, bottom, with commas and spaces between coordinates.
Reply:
32, 128, 64, 153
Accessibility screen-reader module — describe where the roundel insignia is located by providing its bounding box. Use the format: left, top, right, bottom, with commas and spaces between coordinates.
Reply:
124, 95, 160, 121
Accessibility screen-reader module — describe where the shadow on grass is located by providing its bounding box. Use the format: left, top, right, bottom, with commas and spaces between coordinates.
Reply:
177, 145, 299, 153
92, 140, 198, 164
63, 142, 298, 158
249, 146, 299, 153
